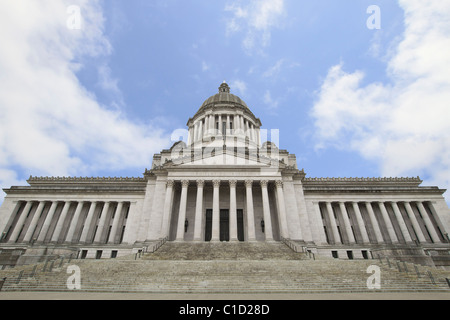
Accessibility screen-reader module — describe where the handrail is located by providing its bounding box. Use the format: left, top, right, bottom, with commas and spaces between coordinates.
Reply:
0, 252, 78, 290
281, 237, 315, 260
376, 254, 449, 287
138, 237, 168, 259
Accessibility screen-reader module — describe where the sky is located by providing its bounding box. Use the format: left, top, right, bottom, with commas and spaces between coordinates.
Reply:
0, 0, 449, 204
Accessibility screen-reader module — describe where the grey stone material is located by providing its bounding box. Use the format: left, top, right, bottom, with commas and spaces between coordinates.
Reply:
0, 82, 448, 270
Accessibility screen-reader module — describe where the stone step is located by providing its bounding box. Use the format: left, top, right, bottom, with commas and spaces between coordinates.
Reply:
142, 241, 308, 261
2, 258, 449, 293
1, 241, 448, 294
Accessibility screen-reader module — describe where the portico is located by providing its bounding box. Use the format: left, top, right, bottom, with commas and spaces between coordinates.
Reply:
164, 178, 286, 243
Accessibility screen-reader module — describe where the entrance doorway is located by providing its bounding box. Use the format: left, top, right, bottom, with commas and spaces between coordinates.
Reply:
205, 209, 212, 242
237, 209, 244, 242
220, 209, 229, 241
204, 209, 245, 242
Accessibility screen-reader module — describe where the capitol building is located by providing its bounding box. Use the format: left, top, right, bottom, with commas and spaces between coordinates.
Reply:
0, 82, 449, 268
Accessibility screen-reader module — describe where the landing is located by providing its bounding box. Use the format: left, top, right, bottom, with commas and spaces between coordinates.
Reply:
143, 241, 309, 261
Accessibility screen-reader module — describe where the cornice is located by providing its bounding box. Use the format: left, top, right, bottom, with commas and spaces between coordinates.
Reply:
303, 176, 423, 185
27, 176, 146, 185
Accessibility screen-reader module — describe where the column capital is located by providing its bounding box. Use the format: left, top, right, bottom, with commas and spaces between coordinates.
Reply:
275, 180, 283, 188
196, 179, 205, 187
212, 180, 221, 188
245, 180, 253, 188
181, 180, 190, 188
166, 180, 175, 188
229, 180, 237, 187
260, 180, 269, 188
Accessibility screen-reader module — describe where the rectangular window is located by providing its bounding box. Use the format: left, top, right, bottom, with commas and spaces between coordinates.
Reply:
96, 250, 103, 259
347, 251, 354, 260
362, 250, 369, 260
332, 251, 338, 259
111, 250, 118, 258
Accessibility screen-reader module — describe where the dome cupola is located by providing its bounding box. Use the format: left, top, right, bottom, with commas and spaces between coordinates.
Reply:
187, 82, 262, 147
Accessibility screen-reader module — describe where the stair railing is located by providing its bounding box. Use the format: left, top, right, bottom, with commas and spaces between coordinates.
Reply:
376, 254, 449, 288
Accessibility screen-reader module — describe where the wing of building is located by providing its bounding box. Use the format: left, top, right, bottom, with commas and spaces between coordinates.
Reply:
1, 82, 449, 267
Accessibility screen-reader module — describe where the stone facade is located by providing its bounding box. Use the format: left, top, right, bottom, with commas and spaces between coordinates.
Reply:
0, 82, 449, 267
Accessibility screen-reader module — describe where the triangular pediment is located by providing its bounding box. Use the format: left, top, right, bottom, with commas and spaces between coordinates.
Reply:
180, 153, 264, 166
167, 149, 281, 168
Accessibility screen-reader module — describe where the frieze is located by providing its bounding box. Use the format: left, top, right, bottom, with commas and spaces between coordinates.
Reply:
28, 176, 146, 183
303, 177, 422, 184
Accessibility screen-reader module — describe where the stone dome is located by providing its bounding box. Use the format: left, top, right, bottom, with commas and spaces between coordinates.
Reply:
198, 82, 249, 111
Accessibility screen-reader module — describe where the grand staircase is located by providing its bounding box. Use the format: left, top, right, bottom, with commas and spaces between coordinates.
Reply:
0, 241, 449, 294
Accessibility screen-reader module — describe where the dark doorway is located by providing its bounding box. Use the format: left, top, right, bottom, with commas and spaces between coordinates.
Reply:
205, 209, 212, 242
237, 209, 244, 242
220, 209, 229, 241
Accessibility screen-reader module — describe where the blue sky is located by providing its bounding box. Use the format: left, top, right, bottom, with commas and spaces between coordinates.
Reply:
0, 0, 449, 203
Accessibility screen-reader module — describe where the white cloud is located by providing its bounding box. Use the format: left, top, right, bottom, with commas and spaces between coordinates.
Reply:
225, 0, 285, 53
201, 61, 210, 72
311, 0, 450, 199
262, 59, 284, 78
0, 0, 169, 201
263, 90, 280, 112
230, 79, 247, 96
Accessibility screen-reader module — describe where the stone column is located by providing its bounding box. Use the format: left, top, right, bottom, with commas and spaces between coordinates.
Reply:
352, 202, 370, 243
160, 180, 175, 239
176, 180, 190, 241
245, 180, 256, 241
226, 115, 231, 135
108, 202, 124, 244
339, 202, 355, 244
212, 180, 221, 241
51, 202, 72, 243
79, 201, 98, 243
260, 180, 273, 241
417, 202, 441, 243
365, 202, 383, 243
65, 201, 85, 243
23, 201, 46, 243
229, 180, 238, 241
194, 123, 199, 143
391, 202, 413, 243
326, 202, 341, 244
378, 202, 398, 243
425, 202, 447, 241
93, 202, 111, 243
8, 201, 33, 243
204, 116, 209, 135
275, 180, 289, 239
404, 202, 427, 243
198, 121, 203, 141
193, 180, 205, 241
256, 127, 261, 146
36, 202, 58, 243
